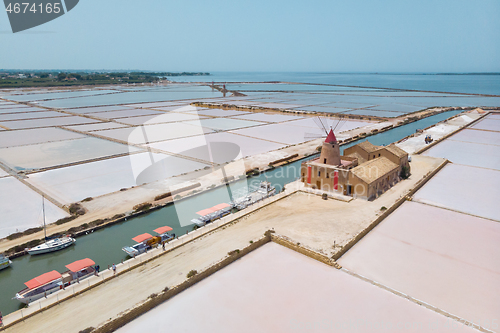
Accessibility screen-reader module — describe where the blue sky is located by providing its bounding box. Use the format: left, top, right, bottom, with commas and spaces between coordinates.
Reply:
0, 0, 499, 72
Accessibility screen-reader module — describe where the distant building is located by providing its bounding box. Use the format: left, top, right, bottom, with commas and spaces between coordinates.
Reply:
301, 130, 409, 200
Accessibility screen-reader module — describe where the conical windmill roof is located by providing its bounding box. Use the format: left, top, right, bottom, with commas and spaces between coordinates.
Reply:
325, 129, 337, 143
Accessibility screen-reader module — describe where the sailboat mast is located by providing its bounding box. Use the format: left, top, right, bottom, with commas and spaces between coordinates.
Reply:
42, 196, 46, 240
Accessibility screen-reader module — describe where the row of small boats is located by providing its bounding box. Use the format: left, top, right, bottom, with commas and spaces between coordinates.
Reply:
190, 181, 277, 227
15, 258, 96, 304
3, 181, 276, 307
122, 226, 175, 257
9, 225, 176, 306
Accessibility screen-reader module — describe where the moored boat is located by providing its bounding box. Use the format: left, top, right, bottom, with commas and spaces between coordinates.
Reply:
27, 236, 76, 255
232, 181, 276, 210
190, 203, 233, 227
122, 226, 175, 257
61, 258, 96, 287
0, 254, 12, 271
14, 258, 96, 304
26, 196, 76, 255
14, 270, 63, 304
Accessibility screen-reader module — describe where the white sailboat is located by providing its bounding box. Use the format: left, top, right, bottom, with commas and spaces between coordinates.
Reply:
26, 196, 75, 255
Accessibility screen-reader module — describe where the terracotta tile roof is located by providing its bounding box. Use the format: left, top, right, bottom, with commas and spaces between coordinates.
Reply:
384, 144, 408, 158
346, 151, 366, 164
357, 140, 380, 153
351, 157, 398, 184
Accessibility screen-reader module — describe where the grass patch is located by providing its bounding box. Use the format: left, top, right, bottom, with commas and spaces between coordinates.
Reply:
79, 328, 94, 333
186, 270, 197, 279
69, 203, 85, 216
154, 193, 171, 201
133, 202, 152, 212
6, 238, 43, 255
55, 215, 77, 225
6, 227, 44, 240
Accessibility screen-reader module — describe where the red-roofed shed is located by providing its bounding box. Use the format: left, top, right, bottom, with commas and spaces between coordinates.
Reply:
25, 271, 62, 289
153, 226, 173, 234
65, 258, 95, 273
132, 233, 153, 243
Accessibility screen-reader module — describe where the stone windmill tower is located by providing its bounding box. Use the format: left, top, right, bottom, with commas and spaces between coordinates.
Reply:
320, 128, 341, 166
305, 117, 345, 166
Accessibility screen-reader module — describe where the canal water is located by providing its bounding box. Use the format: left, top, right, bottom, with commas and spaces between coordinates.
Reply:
0, 110, 462, 315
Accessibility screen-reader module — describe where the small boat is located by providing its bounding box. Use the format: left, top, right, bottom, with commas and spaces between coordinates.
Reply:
61, 258, 96, 287
232, 181, 276, 210
122, 226, 175, 257
190, 203, 233, 227
14, 270, 62, 304
0, 254, 12, 271
27, 236, 76, 255
27, 196, 76, 255
14, 258, 96, 304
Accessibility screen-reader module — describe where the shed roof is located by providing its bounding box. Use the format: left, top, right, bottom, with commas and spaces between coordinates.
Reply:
132, 233, 153, 243
25, 270, 62, 289
196, 203, 231, 216
351, 157, 398, 184
65, 258, 95, 273
154, 226, 173, 234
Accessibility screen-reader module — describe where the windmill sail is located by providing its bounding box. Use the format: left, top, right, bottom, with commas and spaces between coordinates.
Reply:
304, 116, 346, 141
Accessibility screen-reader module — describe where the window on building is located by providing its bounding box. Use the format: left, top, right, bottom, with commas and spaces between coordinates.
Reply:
326, 172, 329, 178
318, 171, 321, 176
373, 155, 375, 159
324, 158, 327, 164
378, 153, 381, 157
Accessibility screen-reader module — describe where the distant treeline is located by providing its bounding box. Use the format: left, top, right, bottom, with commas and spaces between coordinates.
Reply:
0, 71, 210, 88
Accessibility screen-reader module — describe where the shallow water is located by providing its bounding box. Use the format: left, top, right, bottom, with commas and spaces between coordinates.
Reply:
175, 72, 500, 95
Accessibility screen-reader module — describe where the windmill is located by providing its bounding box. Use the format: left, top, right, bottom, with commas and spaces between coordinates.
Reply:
304, 116, 348, 142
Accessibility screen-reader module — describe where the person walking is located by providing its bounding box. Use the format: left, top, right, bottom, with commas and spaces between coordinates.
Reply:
112, 263, 116, 275
162, 241, 165, 251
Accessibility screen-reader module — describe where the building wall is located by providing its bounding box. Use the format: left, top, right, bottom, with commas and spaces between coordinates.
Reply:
344, 145, 370, 162
301, 163, 349, 193
379, 149, 409, 174
301, 142, 408, 200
